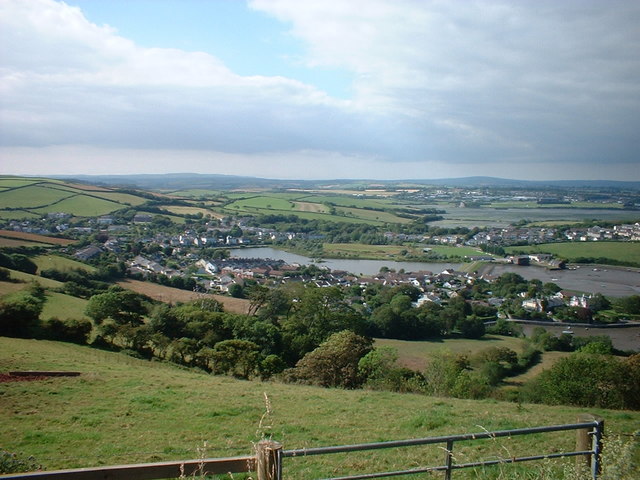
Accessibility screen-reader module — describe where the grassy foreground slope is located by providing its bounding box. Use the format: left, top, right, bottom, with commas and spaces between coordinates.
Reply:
1, 338, 638, 478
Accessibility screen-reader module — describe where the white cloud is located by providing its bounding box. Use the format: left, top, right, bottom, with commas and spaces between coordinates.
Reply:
1, 0, 639, 179
251, 0, 640, 165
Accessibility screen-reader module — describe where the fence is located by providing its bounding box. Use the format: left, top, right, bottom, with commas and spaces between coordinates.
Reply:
1, 418, 604, 480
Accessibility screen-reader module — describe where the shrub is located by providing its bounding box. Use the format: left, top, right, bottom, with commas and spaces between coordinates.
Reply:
287, 330, 373, 388
43, 318, 93, 344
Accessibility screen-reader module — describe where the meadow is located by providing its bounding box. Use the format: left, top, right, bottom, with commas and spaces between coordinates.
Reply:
39, 292, 89, 320
116, 279, 250, 315
1, 337, 638, 479
321, 243, 487, 260
0, 179, 156, 220
376, 336, 526, 371
32, 255, 96, 273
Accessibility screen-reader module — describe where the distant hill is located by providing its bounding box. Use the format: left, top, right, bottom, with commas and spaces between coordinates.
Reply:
0, 176, 152, 220
56, 174, 640, 191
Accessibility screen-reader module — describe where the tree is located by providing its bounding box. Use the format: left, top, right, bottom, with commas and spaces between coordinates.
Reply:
288, 331, 373, 388
228, 283, 244, 298
9, 254, 37, 275
457, 315, 486, 339
0, 291, 44, 337
283, 286, 365, 361
211, 339, 260, 379
614, 295, 640, 315
524, 353, 636, 409
85, 290, 147, 325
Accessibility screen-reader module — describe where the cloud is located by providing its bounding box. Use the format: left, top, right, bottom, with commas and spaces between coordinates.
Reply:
251, 0, 640, 166
0, 0, 639, 179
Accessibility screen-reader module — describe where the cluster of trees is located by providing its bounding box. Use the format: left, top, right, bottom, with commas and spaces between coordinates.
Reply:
0, 251, 38, 275
522, 352, 640, 410
68, 280, 499, 382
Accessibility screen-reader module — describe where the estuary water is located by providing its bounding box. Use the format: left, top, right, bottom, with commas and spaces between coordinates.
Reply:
230, 247, 640, 297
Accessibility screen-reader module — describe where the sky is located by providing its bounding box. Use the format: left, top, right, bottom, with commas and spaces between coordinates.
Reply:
1, 0, 639, 181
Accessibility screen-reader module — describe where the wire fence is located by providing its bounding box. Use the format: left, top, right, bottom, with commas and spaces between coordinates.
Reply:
1, 419, 604, 480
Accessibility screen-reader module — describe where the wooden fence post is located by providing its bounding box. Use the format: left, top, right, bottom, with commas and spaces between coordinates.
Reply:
576, 414, 604, 479
256, 440, 282, 480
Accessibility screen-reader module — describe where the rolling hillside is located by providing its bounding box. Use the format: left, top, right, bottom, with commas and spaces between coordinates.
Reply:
0, 177, 150, 220
1, 337, 638, 478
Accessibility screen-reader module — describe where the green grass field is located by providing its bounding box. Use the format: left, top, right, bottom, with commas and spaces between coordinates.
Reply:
89, 191, 148, 206
31, 195, 122, 217
2, 270, 64, 289
1, 337, 638, 478
227, 196, 296, 211
0, 210, 40, 220
376, 336, 526, 370
505, 241, 640, 265
0, 185, 74, 209
321, 243, 486, 260
32, 255, 96, 274
0, 179, 154, 219
0, 178, 44, 188
335, 206, 412, 224
40, 292, 89, 320
168, 189, 224, 198
297, 195, 395, 209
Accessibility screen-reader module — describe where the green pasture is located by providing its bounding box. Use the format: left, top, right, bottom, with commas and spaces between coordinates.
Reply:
0, 210, 40, 220
322, 243, 415, 259
292, 201, 330, 213
335, 206, 412, 224
425, 245, 489, 258
505, 241, 640, 265
503, 351, 573, 386
0, 178, 44, 188
32, 255, 96, 274
1, 337, 638, 478
256, 191, 308, 200
297, 195, 395, 209
0, 185, 74, 209
168, 189, 223, 198
40, 292, 89, 321
321, 243, 486, 260
223, 204, 386, 225
31, 195, 122, 217
3, 270, 64, 289
158, 205, 216, 217
376, 336, 526, 371
89, 191, 147, 206
227, 196, 296, 211
0, 279, 27, 297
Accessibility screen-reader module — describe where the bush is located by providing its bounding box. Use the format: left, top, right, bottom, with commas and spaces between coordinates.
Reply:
287, 331, 373, 388
522, 353, 638, 409
0, 291, 44, 338
43, 318, 93, 344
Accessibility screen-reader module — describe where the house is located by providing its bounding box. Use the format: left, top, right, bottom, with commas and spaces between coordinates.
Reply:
133, 213, 153, 224
75, 245, 102, 261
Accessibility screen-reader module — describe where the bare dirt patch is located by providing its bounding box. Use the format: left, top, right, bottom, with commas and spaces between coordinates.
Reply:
0, 371, 80, 383
117, 279, 250, 314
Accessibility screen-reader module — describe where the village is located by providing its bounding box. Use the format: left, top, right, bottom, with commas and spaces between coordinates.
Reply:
4, 205, 640, 325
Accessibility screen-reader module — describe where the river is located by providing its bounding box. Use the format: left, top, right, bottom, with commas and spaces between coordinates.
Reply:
230, 247, 640, 297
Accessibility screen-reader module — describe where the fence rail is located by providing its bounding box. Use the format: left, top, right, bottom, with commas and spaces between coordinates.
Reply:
1, 418, 604, 480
